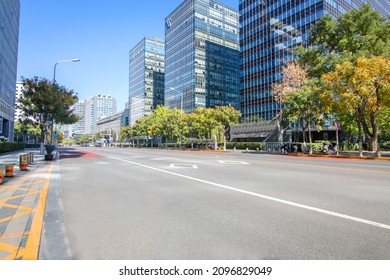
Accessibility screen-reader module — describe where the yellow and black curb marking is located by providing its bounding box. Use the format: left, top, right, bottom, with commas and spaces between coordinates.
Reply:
0, 162, 54, 260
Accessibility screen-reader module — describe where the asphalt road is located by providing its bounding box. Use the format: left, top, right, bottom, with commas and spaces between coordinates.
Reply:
58, 147, 390, 260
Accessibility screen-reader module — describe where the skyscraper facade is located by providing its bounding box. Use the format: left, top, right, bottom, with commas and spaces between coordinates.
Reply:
70, 99, 86, 136
239, 0, 390, 122
129, 37, 165, 125
165, 0, 240, 113
14, 82, 24, 121
84, 94, 117, 134
0, 0, 20, 141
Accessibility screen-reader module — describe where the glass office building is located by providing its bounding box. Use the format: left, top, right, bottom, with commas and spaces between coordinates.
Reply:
0, 0, 20, 141
165, 0, 240, 113
239, 0, 390, 122
129, 37, 165, 125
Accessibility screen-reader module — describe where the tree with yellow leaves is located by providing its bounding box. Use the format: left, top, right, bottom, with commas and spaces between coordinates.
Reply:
323, 56, 390, 156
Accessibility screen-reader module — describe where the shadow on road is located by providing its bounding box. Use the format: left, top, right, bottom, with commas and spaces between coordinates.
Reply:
59, 148, 102, 159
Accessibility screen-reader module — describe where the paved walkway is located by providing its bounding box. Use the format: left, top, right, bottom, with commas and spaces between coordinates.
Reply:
0, 150, 54, 260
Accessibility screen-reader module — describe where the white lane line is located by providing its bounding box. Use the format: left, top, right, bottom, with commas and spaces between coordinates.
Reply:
106, 155, 390, 231
218, 160, 249, 165
170, 163, 199, 169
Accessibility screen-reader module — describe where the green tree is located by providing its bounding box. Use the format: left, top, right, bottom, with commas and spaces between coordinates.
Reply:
119, 126, 134, 142
18, 77, 79, 145
74, 133, 93, 145
213, 105, 241, 150
296, 4, 390, 78
14, 120, 41, 143
187, 108, 220, 143
283, 79, 326, 153
152, 105, 185, 143
57, 130, 64, 144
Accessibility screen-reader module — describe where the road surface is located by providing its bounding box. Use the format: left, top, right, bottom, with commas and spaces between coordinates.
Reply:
58, 147, 390, 259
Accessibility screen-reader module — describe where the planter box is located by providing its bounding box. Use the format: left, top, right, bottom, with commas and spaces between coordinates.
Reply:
45, 154, 54, 161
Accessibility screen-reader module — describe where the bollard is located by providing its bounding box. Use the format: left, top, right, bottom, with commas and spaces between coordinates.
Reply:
20, 155, 28, 171
5, 164, 14, 177
30, 152, 34, 163
0, 170, 3, 184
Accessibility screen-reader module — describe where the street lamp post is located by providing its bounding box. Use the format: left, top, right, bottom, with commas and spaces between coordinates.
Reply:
49, 58, 80, 147
169, 87, 184, 145
169, 87, 183, 113
53, 58, 80, 83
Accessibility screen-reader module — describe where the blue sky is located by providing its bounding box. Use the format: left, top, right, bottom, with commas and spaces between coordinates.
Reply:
17, 0, 239, 111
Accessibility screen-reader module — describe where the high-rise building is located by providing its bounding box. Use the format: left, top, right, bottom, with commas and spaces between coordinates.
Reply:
129, 37, 165, 125
239, 0, 390, 122
0, 0, 20, 141
165, 0, 240, 113
70, 99, 86, 136
84, 94, 117, 134
14, 82, 24, 121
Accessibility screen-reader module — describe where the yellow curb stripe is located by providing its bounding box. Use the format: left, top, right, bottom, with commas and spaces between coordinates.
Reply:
17, 163, 55, 260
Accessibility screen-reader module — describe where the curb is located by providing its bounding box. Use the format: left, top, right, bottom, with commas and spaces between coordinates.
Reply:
286, 153, 390, 161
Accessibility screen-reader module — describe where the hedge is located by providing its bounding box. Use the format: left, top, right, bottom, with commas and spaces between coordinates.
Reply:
0, 142, 25, 153
226, 142, 265, 150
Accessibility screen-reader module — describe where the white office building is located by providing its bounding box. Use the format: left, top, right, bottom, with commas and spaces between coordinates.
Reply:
84, 94, 117, 134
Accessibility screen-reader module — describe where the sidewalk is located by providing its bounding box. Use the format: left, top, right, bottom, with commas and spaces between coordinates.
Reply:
0, 149, 57, 260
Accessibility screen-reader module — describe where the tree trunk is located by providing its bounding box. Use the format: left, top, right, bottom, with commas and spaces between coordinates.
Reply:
308, 124, 313, 154
357, 122, 363, 157
276, 117, 285, 143
302, 120, 308, 152
361, 111, 378, 154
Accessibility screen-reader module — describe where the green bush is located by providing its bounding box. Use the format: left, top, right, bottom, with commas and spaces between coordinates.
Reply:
226, 142, 265, 150
341, 141, 359, 151
380, 141, 390, 151
0, 142, 25, 153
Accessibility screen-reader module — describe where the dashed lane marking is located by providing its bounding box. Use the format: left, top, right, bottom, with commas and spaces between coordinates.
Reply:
218, 160, 249, 165
169, 164, 199, 169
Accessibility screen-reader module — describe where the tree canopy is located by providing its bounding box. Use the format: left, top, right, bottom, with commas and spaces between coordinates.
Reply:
290, 4, 390, 155
18, 77, 79, 144
119, 105, 241, 149
296, 4, 390, 78
323, 56, 390, 153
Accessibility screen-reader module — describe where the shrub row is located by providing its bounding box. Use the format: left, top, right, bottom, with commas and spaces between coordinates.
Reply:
226, 142, 265, 150
0, 142, 25, 153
